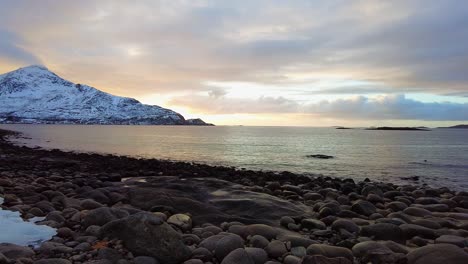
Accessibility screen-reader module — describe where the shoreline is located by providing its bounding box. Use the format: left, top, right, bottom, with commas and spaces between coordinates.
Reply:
1, 128, 468, 263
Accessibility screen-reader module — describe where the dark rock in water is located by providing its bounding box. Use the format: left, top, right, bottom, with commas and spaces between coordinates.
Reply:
99, 212, 191, 264
406, 244, 468, 264
306, 154, 334, 159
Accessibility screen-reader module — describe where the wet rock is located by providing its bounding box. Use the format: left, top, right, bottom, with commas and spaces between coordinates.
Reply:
99, 212, 190, 264
400, 224, 437, 239
360, 223, 404, 243
306, 244, 353, 261
0, 243, 34, 260
245, 247, 268, 264
82, 207, 129, 228
34, 259, 71, 264
280, 216, 295, 227
38, 242, 73, 255
81, 199, 104, 210
277, 235, 316, 248
167, 214, 192, 231
435, 235, 468, 247
302, 255, 352, 264
220, 248, 255, 264
407, 244, 468, 264
283, 255, 301, 264
245, 224, 279, 240
250, 235, 269, 249
331, 219, 360, 233
352, 241, 392, 258
97, 248, 123, 263
199, 234, 227, 252
301, 219, 326, 230
215, 234, 244, 260
351, 200, 376, 216
403, 207, 431, 217
386, 201, 408, 212
191, 247, 213, 261
265, 240, 287, 258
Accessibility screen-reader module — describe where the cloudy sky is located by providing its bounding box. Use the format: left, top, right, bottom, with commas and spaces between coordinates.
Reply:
1, 0, 467, 126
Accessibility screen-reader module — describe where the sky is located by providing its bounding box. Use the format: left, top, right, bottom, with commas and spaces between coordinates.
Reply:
0, 0, 467, 126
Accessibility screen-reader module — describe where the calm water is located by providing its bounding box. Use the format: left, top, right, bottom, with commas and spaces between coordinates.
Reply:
2, 124, 468, 190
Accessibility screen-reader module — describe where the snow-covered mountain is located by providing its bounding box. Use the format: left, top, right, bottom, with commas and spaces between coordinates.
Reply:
0, 65, 212, 125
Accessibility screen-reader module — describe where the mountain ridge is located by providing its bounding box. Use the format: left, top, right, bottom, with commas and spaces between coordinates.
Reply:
0, 65, 213, 126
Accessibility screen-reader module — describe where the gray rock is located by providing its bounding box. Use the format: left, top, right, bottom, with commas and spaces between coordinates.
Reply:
82, 207, 129, 228
407, 244, 468, 264
245, 247, 268, 264
99, 212, 190, 264
331, 219, 360, 233
351, 200, 377, 216
220, 248, 255, 264
302, 255, 352, 264
360, 223, 404, 243
277, 235, 316, 248
191, 247, 213, 261
301, 219, 326, 230
386, 201, 408, 211
0, 243, 34, 259
265, 240, 287, 258
81, 199, 104, 210
283, 255, 301, 264
352, 241, 392, 258
38, 242, 73, 255
134, 256, 159, 264
34, 259, 71, 264
290, 246, 307, 258
199, 234, 227, 252
250, 235, 269, 248
400, 224, 437, 239
435, 235, 468, 247
279, 216, 295, 227
182, 260, 203, 264
97, 248, 123, 263
245, 224, 279, 240
403, 207, 432, 217
167, 214, 192, 231
215, 234, 244, 260
306, 244, 353, 261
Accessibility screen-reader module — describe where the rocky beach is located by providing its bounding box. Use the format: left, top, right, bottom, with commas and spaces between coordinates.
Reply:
1, 128, 468, 264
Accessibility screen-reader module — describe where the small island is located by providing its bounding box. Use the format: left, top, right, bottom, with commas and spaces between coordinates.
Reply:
438, 124, 468, 129
366, 126, 430, 131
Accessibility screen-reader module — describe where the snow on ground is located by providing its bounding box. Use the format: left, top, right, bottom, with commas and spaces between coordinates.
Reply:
0, 197, 56, 247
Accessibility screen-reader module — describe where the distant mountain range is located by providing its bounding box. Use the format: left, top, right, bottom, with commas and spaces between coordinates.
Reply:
0, 65, 212, 125
438, 124, 468, 129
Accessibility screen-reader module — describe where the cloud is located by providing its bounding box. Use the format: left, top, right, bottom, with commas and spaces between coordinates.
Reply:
0, 0, 467, 124
170, 94, 468, 121
0, 31, 41, 65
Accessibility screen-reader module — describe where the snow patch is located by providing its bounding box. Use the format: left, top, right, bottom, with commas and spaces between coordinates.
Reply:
0, 197, 57, 247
